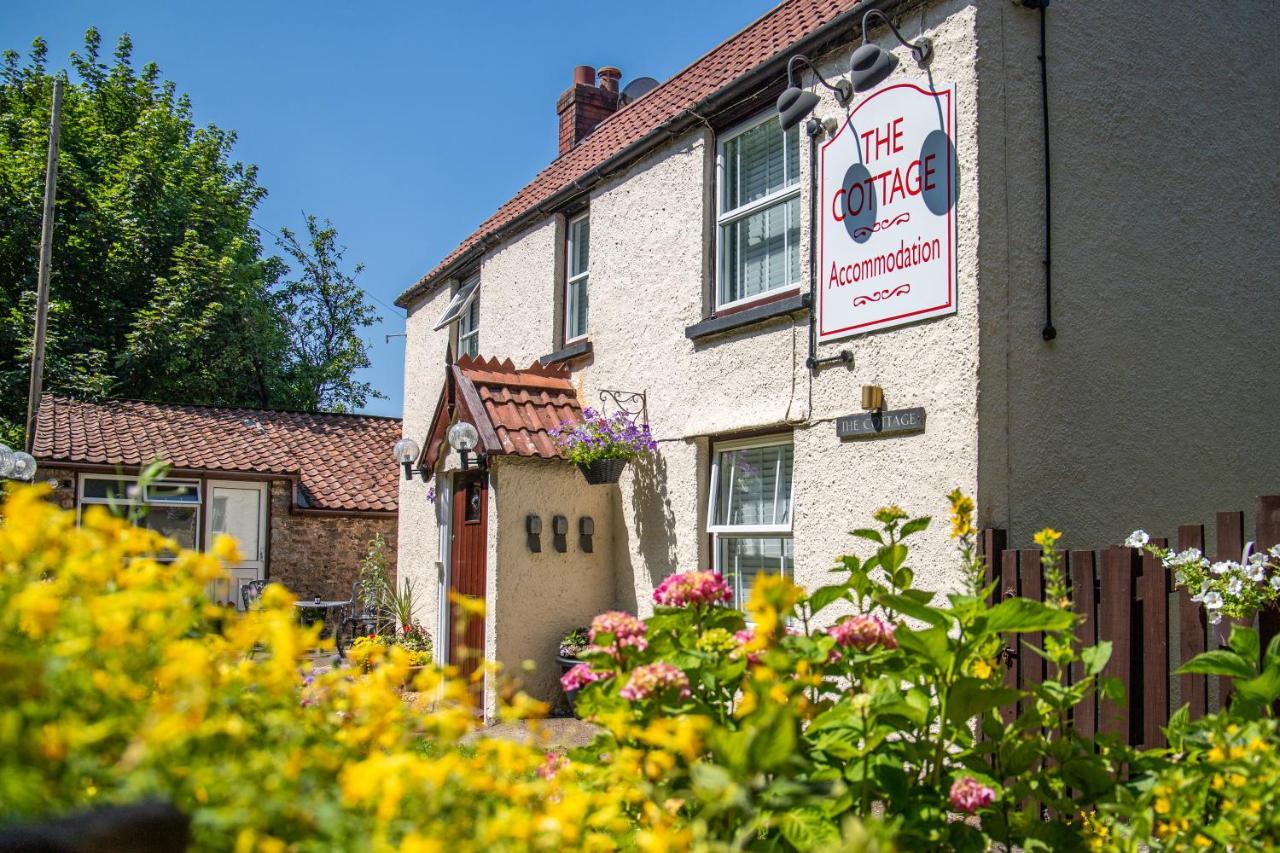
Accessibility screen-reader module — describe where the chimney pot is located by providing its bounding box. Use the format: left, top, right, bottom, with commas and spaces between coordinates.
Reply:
573, 65, 596, 87
597, 66, 622, 93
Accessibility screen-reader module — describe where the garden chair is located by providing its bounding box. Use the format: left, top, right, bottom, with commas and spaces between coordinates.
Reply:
336, 580, 379, 658
240, 579, 268, 611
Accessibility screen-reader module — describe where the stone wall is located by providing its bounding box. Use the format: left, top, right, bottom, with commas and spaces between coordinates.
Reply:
267, 480, 398, 602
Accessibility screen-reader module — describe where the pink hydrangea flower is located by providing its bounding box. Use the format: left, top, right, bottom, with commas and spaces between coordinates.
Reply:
619, 662, 691, 701
538, 751, 568, 781
559, 662, 612, 692
587, 611, 648, 658
653, 571, 732, 607
827, 614, 898, 652
949, 777, 996, 814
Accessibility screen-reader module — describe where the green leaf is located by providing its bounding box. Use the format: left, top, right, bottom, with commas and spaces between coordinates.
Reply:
747, 707, 798, 773
948, 677, 1022, 726
878, 543, 908, 575
880, 593, 952, 628
1266, 633, 1280, 672
1081, 641, 1113, 676
983, 598, 1075, 635
1176, 649, 1256, 679
849, 528, 884, 544
807, 584, 849, 616
780, 807, 840, 852
900, 516, 931, 537
1235, 667, 1280, 706
897, 624, 951, 672
1228, 625, 1260, 666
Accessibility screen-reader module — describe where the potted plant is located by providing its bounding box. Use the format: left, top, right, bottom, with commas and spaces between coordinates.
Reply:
557, 626, 591, 708
551, 408, 656, 485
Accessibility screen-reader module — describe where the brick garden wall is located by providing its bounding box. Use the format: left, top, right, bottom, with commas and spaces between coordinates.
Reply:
267, 480, 398, 601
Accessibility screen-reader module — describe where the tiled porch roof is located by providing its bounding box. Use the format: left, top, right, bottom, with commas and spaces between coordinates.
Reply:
32, 395, 402, 513
423, 356, 583, 468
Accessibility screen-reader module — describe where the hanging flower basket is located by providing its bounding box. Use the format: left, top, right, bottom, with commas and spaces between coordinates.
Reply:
578, 458, 628, 485
550, 407, 656, 487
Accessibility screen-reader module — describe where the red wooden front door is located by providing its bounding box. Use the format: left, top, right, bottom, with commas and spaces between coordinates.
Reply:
448, 472, 488, 677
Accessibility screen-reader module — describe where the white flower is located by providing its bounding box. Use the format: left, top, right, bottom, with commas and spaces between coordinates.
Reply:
1210, 561, 1233, 576
1271, 575, 1280, 591
1208, 610, 1224, 625
1226, 577, 1244, 596
1124, 530, 1150, 549
1246, 562, 1265, 582
1270, 544, 1280, 559
1202, 591, 1223, 610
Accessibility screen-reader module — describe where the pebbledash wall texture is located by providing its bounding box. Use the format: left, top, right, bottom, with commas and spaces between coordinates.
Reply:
396, 0, 1279, 711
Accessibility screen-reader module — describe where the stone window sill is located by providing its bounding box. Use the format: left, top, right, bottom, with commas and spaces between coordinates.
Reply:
538, 338, 593, 366
684, 293, 810, 341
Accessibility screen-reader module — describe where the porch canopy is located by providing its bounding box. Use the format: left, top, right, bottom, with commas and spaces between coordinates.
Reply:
422, 355, 584, 470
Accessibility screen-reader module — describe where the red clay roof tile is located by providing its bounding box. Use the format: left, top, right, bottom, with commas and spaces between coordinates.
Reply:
397, 0, 863, 307
32, 395, 402, 513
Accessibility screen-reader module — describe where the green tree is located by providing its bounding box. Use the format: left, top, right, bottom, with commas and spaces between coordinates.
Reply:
275, 214, 382, 412
0, 30, 381, 444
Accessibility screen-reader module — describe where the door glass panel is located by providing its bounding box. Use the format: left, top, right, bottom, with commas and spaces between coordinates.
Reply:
464, 481, 482, 523
209, 487, 262, 562
718, 537, 794, 609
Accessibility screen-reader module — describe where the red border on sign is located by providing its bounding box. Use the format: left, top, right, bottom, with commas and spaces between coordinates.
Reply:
818, 82, 956, 339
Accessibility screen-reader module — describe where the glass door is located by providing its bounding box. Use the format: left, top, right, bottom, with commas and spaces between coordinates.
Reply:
205, 481, 268, 609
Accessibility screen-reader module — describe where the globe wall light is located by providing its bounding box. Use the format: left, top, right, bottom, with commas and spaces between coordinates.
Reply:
849, 9, 933, 93
776, 54, 853, 132
0, 443, 36, 482
447, 421, 485, 471
392, 437, 423, 481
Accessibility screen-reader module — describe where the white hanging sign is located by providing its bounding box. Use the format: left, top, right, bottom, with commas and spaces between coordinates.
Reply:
818, 81, 958, 342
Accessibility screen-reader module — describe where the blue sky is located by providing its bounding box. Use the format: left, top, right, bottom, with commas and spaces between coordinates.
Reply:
2, 0, 777, 417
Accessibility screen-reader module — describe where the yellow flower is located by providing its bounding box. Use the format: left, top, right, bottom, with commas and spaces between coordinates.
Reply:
946, 489, 975, 539
972, 658, 995, 679
1153, 797, 1170, 815
1033, 528, 1062, 550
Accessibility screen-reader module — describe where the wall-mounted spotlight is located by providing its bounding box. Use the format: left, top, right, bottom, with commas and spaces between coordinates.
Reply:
776, 54, 853, 131
849, 9, 933, 93
447, 421, 486, 471
552, 514, 568, 553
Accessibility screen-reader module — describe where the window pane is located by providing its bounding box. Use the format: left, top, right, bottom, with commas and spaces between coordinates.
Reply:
722, 118, 798, 212
569, 217, 590, 278
714, 442, 793, 527
720, 196, 799, 304
145, 482, 200, 503
143, 505, 198, 551
458, 292, 479, 357
83, 478, 135, 501
718, 536, 793, 608
567, 277, 589, 340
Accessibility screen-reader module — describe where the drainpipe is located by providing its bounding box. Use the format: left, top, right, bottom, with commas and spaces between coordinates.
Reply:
1020, 0, 1056, 340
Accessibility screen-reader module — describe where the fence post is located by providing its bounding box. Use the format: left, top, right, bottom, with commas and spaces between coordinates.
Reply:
1099, 546, 1137, 744
1215, 511, 1245, 706
1019, 548, 1045, 693
1140, 538, 1169, 749
1070, 550, 1098, 737
1177, 524, 1209, 720
1000, 549, 1021, 724
1256, 496, 1280, 655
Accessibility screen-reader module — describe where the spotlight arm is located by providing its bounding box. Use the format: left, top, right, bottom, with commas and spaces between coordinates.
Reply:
860, 9, 932, 63
786, 54, 853, 106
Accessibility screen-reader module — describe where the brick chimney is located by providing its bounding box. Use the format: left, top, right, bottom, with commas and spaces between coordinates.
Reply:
557, 65, 621, 155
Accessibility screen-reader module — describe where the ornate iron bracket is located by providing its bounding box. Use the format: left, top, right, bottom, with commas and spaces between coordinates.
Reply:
598, 389, 648, 424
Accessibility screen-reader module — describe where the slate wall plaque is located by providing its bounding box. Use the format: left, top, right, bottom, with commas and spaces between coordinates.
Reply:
836, 406, 926, 440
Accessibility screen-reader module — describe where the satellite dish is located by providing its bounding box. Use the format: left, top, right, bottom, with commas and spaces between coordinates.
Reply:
620, 76, 660, 105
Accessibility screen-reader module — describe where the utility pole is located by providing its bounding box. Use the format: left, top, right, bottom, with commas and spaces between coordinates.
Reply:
25, 77, 63, 451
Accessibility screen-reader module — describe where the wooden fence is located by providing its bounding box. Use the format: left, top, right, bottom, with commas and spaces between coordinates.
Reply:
979, 495, 1280, 749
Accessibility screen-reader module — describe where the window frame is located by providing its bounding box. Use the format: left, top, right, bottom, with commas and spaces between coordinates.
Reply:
564, 211, 590, 344
714, 109, 803, 312
706, 434, 795, 607
454, 271, 480, 358
78, 474, 203, 555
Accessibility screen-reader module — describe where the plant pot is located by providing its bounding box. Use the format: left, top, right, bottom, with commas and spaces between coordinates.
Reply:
578, 458, 628, 485
558, 655, 583, 712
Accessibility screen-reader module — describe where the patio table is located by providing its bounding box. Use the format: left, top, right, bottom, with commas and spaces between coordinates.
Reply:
293, 599, 351, 638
